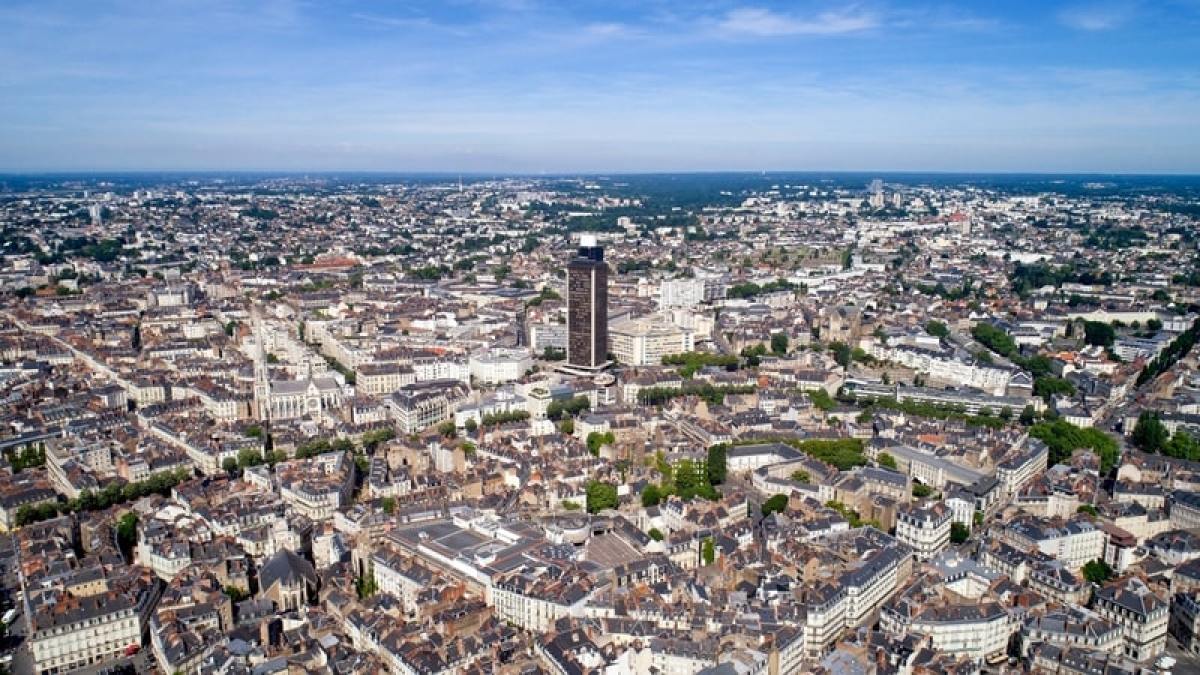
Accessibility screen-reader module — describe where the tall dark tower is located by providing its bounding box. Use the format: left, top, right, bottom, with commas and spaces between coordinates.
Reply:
567, 234, 609, 370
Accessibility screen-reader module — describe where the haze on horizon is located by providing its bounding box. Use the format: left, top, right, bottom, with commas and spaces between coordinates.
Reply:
2, 0, 1199, 175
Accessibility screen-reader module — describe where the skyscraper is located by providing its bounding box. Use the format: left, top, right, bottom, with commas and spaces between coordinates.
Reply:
566, 234, 609, 371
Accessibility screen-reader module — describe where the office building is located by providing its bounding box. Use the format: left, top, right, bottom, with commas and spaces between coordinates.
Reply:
566, 235, 609, 371
608, 315, 695, 367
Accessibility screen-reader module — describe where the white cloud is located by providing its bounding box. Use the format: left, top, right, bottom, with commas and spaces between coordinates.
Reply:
715, 7, 879, 37
582, 22, 631, 38
1058, 2, 1135, 30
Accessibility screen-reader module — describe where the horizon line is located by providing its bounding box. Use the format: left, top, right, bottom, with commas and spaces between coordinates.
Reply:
3, 169, 1200, 179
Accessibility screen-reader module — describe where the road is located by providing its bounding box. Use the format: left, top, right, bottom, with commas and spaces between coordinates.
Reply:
1164, 635, 1200, 673
711, 323, 734, 356
7, 609, 31, 675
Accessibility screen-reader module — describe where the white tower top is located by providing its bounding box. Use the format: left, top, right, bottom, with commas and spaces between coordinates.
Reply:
579, 234, 598, 247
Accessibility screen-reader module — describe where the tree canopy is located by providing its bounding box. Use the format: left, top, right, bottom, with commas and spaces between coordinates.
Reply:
761, 494, 789, 516
1029, 419, 1119, 473
586, 481, 618, 513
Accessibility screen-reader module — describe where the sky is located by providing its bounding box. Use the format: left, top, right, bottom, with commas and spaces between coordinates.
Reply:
1, 0, 1199, 173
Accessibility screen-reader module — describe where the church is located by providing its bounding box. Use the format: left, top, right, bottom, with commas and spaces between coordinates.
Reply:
262, 376, 344, 421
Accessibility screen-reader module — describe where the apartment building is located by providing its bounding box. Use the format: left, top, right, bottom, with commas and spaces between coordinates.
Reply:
904, 602, 1015, 662
277, 452, 355, 522
895, 503, 951, 561
1093, 577, 1168, 662
355, 363, 415, 395
371, 549, 434, 616
1021, 609, 1123, 657
28, 588, 155, 675
1170, 591, 1200, 655
492, 564, 592, 632
386, 380, 468, 434
1003, 516, 1107, 570
997, 438, 1049, 496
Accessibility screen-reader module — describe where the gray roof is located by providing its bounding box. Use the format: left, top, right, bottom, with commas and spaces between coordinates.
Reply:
259, 548, 318, 592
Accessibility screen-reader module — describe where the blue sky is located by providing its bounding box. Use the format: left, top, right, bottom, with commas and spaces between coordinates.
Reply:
1, 0, 1199, 173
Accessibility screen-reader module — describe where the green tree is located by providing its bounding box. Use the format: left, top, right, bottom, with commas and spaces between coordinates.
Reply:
381, 497, 397, 514
950, 522, 970, 544
770, 332, 789, 355
481, 410, 531, 427
806, 389, 836, 411
1020, 405, 1038, 426
924, 320, 949, 339
586, 481, 618, 513
825, 500, 863, 527
1131, 411, 1170, 453
586, 431, 615, 456
706, 444, 728, 485
971, 323, 1018, 358
222, 457, 239, 476
702, 537, 716, 566
547, 395, 591, 420
878, 452, 897, 470
224, 586, 250, 603
648, 528, 664, 541
673, 458, 718, 501
1077, 504, 1099, 518
1030, 419, 1120, 473
237, 447, 264, 469
355, 563, 379, 599
912, 483, 933, 498
437, 421, 457, 438
116, 512, 138, 553
1083, 321, 1116, 347
786, 438, 867, 470
1034, 376, 1075, 401
361, 428, 396, 451
1165, 431, 1200, 461
1082, 559, 1113, 584
830, 341, 852, 368
295, 438, 331, 459
761, 494, 789, 516
464, 418, 478, 433
1137, 318, 1200, 386
641, 484, 663, 508
790, 470, 811, 483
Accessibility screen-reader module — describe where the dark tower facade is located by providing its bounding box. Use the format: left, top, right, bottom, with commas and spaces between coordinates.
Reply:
567, 235, 608, 370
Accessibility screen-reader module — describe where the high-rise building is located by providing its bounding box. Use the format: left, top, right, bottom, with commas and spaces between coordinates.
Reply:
566, 234, 609, 370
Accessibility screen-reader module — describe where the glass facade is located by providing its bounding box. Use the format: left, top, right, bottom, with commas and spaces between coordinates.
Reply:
567, 244, 607, 369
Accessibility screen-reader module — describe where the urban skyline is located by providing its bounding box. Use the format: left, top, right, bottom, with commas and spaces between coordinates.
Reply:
0, 162, 1199, 675
4, 1, 1200, 674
